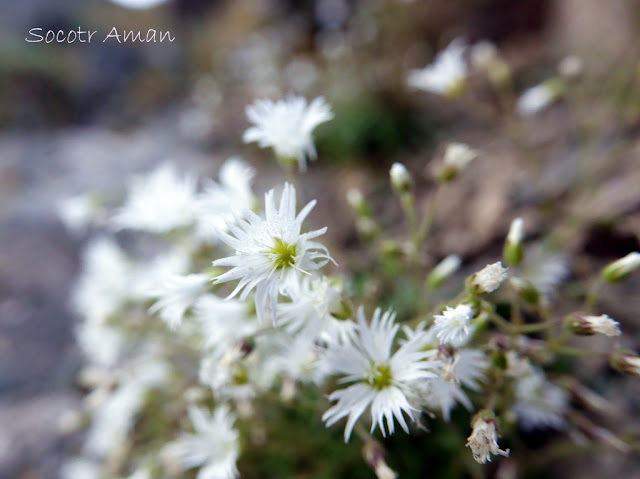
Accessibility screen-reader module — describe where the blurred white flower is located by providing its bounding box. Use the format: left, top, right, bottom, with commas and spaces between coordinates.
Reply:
85, 360, 168, 457
57, 194, 98, 234
511, 369, 568, 430
322, 307, 438, 441
60, 458, 101, 479
72, 237, 133, 323
433, 304, 474, 345
147, 274, 209, 330
107, 0, 168, 9
421, 349, 487, 420
169, 405, 239, 479
112, 163, 198, 234
277, 276, 354, 344
407, 39, 467, 96
193, 294, 258, 351
195, 157, 255, 242
75, 321, 124, 368
243, 96, 333, 171
213, 183, 333, 322
199, 354, 256, 401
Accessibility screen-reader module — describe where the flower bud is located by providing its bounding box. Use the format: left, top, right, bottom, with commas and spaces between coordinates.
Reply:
346, 188, 371, 217
355, 217, 379, 240
363, 442, 398, 479
516, 78, 564, 116
558, 55, 584, 81
426, 254, 462, 289
437, 143, 477, 182
471, 41, 512, 89
610, 350, 640, 376
509, 277, 540, 304
389, 162, 413, 193
380, 240, 405, 260
601, 252, 640, 283
467, 262, 509, 295
564, 313, 621, 337
503, 218, 525, 265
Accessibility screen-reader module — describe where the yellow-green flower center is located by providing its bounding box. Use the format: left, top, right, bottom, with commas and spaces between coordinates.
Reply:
367, 363, 393, 390
270, 238, 297, 270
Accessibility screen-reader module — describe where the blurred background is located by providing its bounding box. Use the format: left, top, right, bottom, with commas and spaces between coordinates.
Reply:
1, 0, 640, 477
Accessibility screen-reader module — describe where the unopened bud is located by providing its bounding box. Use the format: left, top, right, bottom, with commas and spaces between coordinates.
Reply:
601, 252, 640, 283
558, 55, 583, 81
467, 262, 509, 295
389, 163, 413, 193
363, 442, 398, 479
509, 277, 540, 304
437, 143, 477, 182
471, 41, 512, 88
427, 255, 462, 289
347, 188, 371, 217
503, 217, 525, 265
564, 313, 621, 337
610, 350, 640, 376
517, 79, 564, 116
380, 240, 405, 260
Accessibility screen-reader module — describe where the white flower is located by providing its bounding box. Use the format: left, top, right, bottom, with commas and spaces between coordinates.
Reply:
322, 307, 438, 442
199, 354, 256, 401
212, 183, 333, 322
75, 321, 124, 368
193, 294, 258, 351
72, 237, 133, 323
511, 369, 568, 430
169, 405, 239, 479
85, 360, 168, 457
517, 82, 558, 116
112, 163, 198, 233
57, 194, 98, 233
107, 0, 168, 10
389, 162, 413, 193
276, 276, 354, 344
466, 416, 510, 463
147, 274, 209, 330
60, 458, 101, 479
504, 351, 534, 378
195, 157, 255, 242
407, 39, 467, 96
470, 262, 508, 294
421, 349, 487, 420
131, 248, 191, 300
521, 247, 569, 300
433, 304, 474, 345
243, 95, 333, 171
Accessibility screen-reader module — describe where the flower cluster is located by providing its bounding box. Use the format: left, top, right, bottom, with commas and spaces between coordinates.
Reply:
60, 74, 638, 479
